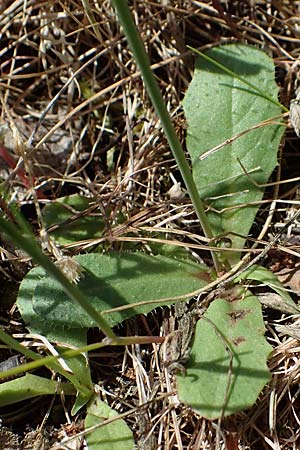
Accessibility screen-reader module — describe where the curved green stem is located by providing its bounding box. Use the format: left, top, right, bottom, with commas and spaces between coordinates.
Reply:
111, 0, 221, 272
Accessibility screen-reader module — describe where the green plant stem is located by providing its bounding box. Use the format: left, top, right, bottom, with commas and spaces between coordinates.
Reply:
0, 335, 164, 381
0, 328, 45, 365
110, 0, 222, 273
0, 215, 116, 339
0, 328, 91, 395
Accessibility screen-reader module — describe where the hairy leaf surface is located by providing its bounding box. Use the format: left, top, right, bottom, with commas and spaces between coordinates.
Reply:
17, 253, 209, 329
184, 43, 285, 261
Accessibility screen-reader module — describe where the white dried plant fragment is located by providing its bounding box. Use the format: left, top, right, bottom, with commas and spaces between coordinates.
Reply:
168, 182, 185, 200
55, 256, 84, 284
168, 173, 185, 200
290, 93, 300, 137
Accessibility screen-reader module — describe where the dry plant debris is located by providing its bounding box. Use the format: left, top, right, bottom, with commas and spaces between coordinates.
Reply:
1, 1, 300, 449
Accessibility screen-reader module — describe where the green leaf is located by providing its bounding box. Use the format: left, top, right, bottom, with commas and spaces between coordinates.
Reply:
72, 391, 93, 416
16, 252, 209, 410
18, 253, 209, 329
0, 374, 75, 407
17, 265, 89, 345
177, 287, 271, 419
17, 272, 92, 409
147, 240, 193, 261
85, 396, 134, 450
16, 266, 45, 331
42, 194, 105, 244
184, 43, 285, 261
57, 347, 93, 415
235, 264, 300, 313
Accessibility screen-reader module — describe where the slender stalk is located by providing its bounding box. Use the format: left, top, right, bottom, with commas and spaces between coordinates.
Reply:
0, 333, 164, 381
0, 329, 91, 395
110, 0, 221, 272
0, 215, 116, 339
0, 328, 45, 365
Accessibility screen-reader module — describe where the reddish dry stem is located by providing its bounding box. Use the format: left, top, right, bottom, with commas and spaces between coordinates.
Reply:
0, 144, 45, 199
